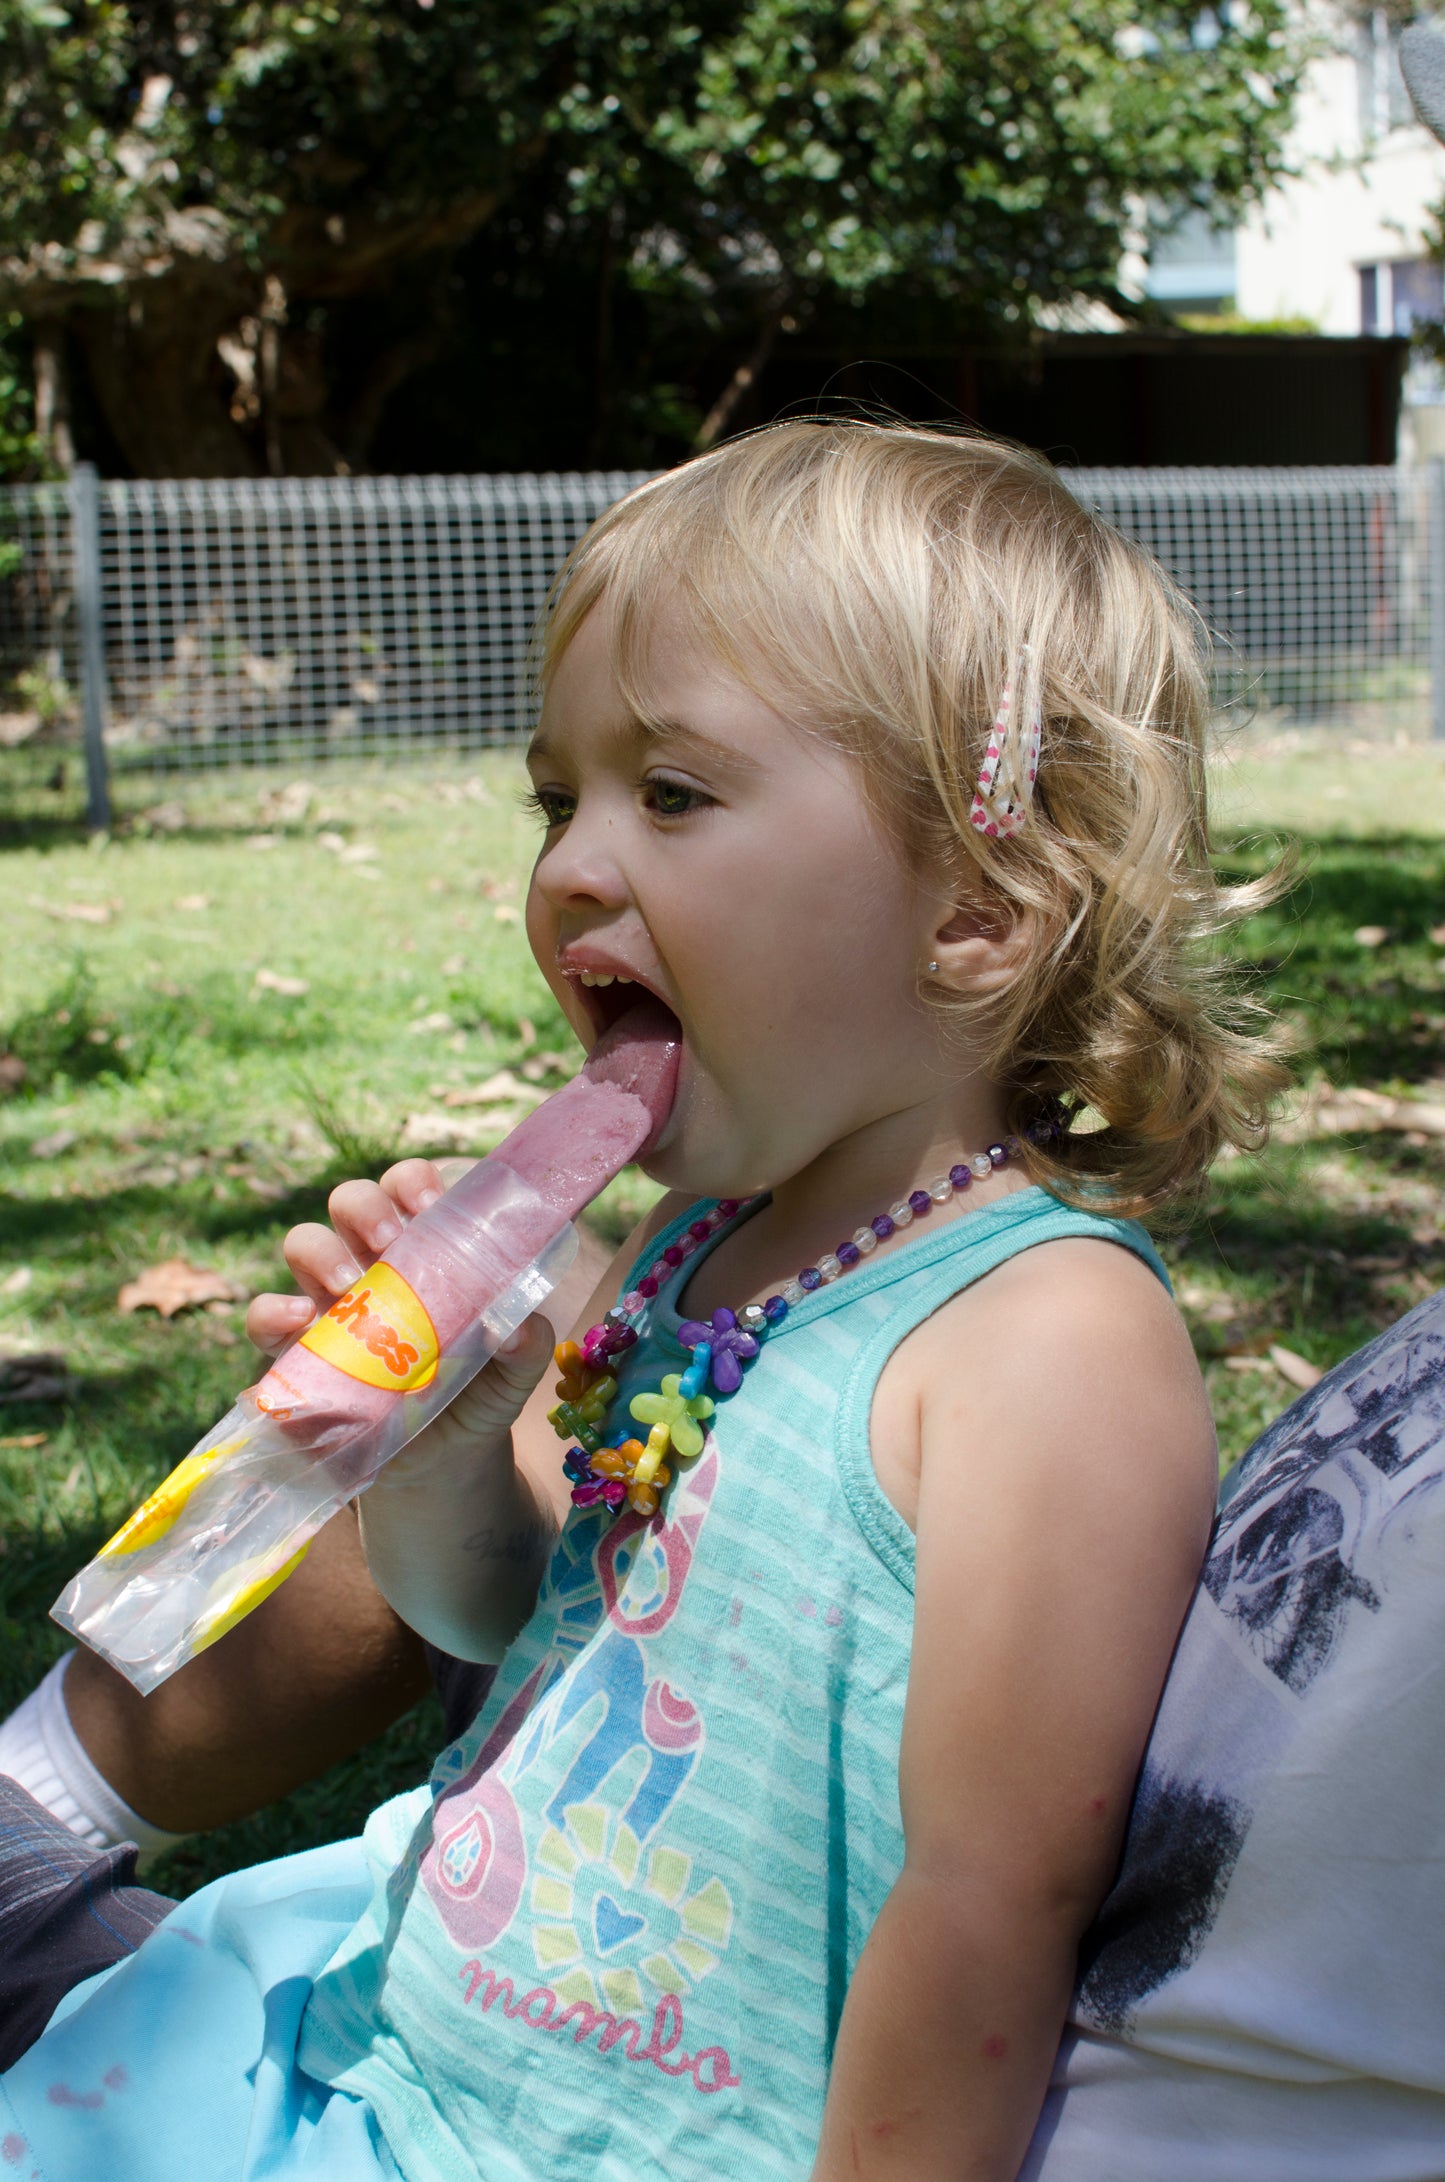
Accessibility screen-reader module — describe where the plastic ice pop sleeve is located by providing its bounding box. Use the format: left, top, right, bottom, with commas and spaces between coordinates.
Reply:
52, 997, 681, 1694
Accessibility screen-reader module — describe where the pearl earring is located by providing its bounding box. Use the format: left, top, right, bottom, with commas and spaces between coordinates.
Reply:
927, 959, 940, 974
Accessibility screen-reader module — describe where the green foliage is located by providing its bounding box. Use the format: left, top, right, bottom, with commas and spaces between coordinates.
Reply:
0, 0, 1307, 472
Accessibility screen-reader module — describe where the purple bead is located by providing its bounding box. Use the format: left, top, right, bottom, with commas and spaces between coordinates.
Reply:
908, 1189, 931, 1217
799, 1266, 822, 1291
949, 1164, 972, 1190
638, 1274, 659, 1299
663, 1244, 684, 1268
689, 1218, 711, 1240
872, 1214, 895, 1240
837, 1240, 860, 1267
717, 1198, 741, 1218
987, 1143, 1007, 1167
713, 1306, 737, 1331
763, 1295, 788, 1323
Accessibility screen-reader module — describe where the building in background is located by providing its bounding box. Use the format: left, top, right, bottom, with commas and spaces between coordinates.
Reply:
1147, 7, 1445, 456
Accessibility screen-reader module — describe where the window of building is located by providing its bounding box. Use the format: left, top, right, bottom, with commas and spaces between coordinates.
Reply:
1359, 257, 1445, 335
1145, 205, 1237, 312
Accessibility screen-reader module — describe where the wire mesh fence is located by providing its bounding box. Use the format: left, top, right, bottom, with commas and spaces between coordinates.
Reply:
1, 463, 1440, 816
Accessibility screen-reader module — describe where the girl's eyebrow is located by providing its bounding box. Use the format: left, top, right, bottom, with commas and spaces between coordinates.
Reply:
527, 714, 762, 773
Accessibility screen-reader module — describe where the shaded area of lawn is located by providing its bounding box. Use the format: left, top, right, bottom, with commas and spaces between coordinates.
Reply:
0, 752, 1443, 1893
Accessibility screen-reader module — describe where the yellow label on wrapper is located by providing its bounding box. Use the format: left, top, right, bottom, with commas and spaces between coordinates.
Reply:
98, 1434, 247, 1559
297, 1262, 439, 1392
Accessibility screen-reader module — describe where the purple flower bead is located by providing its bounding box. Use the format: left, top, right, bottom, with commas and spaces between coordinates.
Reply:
949, 1164, 972, 1190
799, 1266, 823, 1291
676, 1304, 759, 1395
871, 1214, 895, 1240
837, 1240, 861, 1268
908, 1189, 931, 1217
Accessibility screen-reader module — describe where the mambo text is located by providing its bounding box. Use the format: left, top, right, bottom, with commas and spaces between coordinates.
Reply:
458, 1963, 740, 2095
328, 1289, 420, 1380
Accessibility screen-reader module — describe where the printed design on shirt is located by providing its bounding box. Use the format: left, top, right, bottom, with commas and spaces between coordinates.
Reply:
528, 1801, 734, 2017
1077, 1296, 1445, 2034
419, 1448, 735, 2026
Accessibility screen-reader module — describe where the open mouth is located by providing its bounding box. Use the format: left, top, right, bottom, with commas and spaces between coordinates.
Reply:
570, 969, 679, 1046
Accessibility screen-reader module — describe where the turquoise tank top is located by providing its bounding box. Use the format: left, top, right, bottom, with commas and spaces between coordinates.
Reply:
298, 1187, 1168, 2182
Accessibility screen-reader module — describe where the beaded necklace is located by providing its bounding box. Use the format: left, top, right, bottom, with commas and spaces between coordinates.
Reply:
549, 1132, 1029, 1520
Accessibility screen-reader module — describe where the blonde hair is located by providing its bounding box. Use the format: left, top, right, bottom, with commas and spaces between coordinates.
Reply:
542, 419, 1288, 1217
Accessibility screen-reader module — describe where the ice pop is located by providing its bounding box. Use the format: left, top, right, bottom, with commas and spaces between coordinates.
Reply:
52, 998, 680, 1693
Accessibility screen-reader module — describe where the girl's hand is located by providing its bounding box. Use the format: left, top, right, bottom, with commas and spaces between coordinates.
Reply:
245, 1156, 556, 1478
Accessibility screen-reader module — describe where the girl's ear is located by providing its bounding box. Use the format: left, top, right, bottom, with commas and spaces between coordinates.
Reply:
927, 890, 1034, 997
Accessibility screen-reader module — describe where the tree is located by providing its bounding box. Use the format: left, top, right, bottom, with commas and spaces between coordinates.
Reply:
0, 0, 1305, 477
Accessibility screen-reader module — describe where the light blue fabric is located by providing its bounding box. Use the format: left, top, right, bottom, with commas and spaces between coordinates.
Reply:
1, 1187, 1164, 2182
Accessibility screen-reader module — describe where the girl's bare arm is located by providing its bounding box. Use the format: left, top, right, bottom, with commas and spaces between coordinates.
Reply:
811, 1240, 1217, 2182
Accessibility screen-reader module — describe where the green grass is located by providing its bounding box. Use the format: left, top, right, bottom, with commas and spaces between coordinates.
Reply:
2, 736, 1444, 1892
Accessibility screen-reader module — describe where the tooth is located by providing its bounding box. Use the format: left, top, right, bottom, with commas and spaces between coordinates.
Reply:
592, 973, 615, 987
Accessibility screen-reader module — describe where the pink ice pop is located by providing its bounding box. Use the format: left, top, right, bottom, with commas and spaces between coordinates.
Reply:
251, 998, 679, 1481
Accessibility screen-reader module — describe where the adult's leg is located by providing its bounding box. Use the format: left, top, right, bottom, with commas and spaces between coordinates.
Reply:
0, 1776, 172, 2068
62, 1504, 432, 1836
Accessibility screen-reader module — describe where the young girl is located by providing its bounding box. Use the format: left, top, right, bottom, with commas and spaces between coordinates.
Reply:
0, 421, 1283, 2181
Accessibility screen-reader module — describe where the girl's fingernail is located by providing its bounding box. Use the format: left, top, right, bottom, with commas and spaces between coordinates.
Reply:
282, 1296, 314, 1320
370, 1219, 401, 1251
333, 1257, 365, 1290
415, 1187, 442, 1211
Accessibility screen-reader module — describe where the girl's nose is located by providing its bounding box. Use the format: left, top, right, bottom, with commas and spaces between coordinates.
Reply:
532, 812, 632, 914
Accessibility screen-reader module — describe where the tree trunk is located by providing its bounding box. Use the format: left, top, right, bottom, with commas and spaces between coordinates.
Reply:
71, 270, 263, 478
32, 323, 75, 474
693, 305, 789, 451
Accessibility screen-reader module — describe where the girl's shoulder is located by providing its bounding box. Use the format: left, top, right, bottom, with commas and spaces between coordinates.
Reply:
874, 1228, 1216, 1535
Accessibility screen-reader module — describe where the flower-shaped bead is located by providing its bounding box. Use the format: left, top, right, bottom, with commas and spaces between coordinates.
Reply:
629, 1373, 715, 1462
676, 1306, 760, 1396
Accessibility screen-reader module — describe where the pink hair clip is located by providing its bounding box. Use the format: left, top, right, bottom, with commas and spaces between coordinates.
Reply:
969, 643, 1041, 839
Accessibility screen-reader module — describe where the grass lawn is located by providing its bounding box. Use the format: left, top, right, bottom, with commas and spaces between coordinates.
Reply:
2, 731, 1444, 1893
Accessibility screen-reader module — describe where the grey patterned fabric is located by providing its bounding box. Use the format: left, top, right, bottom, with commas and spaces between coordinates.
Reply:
0, 1774, 172, 2067
1402, 23, 1445, 145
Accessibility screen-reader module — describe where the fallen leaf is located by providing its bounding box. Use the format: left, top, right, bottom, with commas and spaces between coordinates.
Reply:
1269, 1343, 1323, 1391
493, 904, 520, 925
253, 969, 310, 998
441, 1070, 540, 1107
175, 893, 211, 912
248, 832, 280, 851
427, 877, 449, 895
440, 954, 466, 976
1352, 925, 1388, 948
516, 1017, 537, 1048
260, 780, 312, 826
0, 1055, 27, 1093
140, 800, 187, 833
1223, 1355, 1267, 1373
28, 895, 120, 925
31, 1130, 77, 1160
0, 1432, 47, 1449
399, 1108, 520, 1152
117, 1258, 245, 1319
1273, 1086, 1445, 1143
317, 830, 347, 853
0, 1353, 72, 1403
1, 1267, 33, 1295
338, 842, 379, 865
1430, 924, 1445, 947
408, 1011, 456, 1035
479, 877, 517, 901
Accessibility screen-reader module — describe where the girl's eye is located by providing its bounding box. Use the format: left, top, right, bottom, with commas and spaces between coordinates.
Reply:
522, 785, 576, 828
643, 775, 711, 819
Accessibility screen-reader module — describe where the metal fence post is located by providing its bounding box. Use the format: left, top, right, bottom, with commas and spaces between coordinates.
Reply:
1430, 459, 1445, 742
68, 461, 111, 830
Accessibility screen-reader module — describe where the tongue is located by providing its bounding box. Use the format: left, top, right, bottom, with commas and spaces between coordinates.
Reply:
481, 995, 680, 1221
580, 994, 682, 1134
